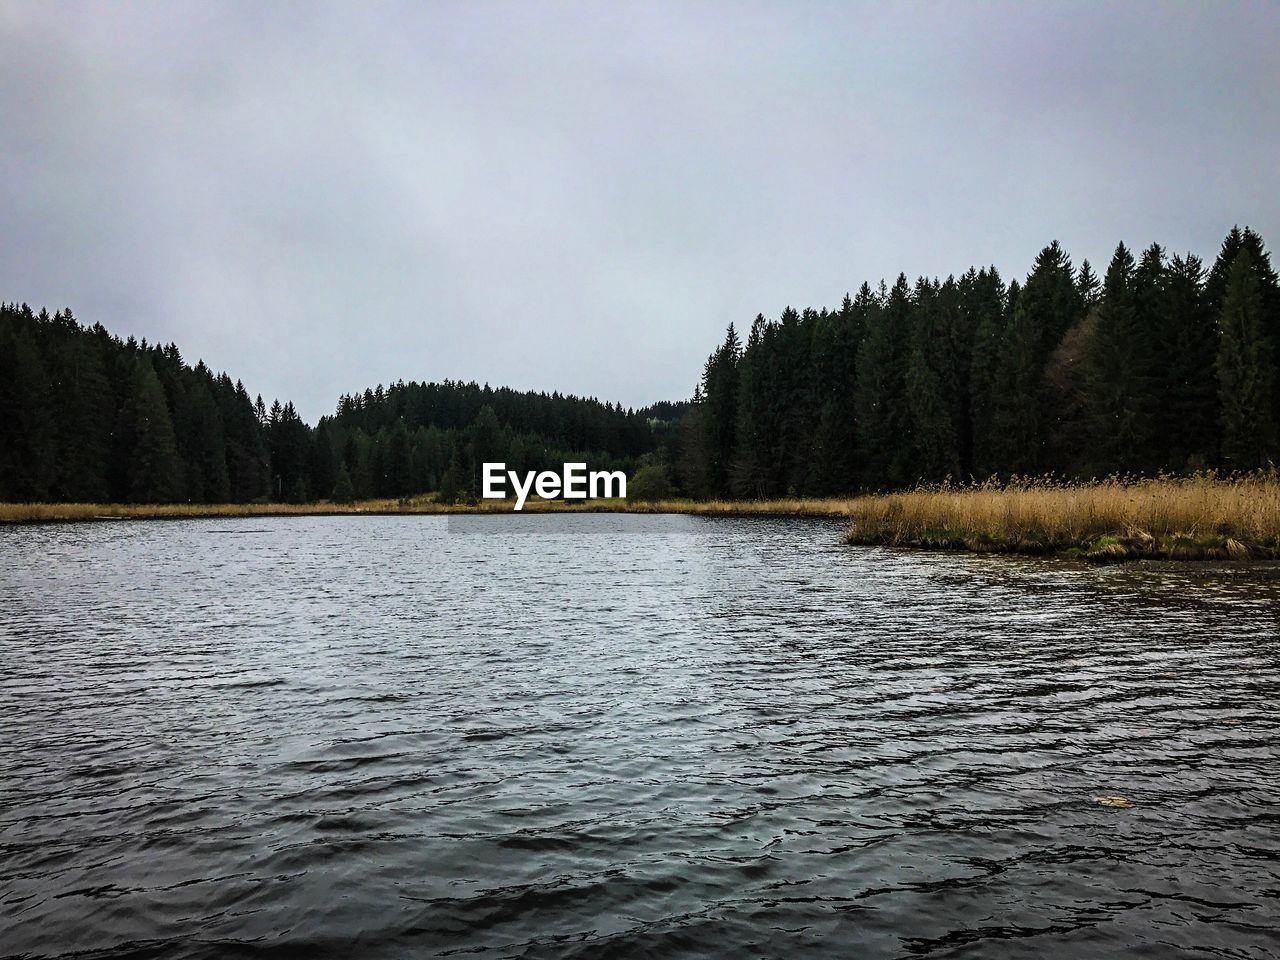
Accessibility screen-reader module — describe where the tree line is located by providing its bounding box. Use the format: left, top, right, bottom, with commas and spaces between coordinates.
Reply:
3, 225, 1275, 504
0, 303, 678, 504
677, 227, 1279, 497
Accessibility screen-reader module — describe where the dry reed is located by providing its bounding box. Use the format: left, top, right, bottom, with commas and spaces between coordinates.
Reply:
841, 473, 1280, 560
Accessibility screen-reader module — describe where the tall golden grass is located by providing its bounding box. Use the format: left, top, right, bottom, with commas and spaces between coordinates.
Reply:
842, 473, 1280, 559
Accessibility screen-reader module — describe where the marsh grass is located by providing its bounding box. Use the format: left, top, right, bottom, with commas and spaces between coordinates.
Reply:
6, 475, 1279, 561
841, 473, 1280, 560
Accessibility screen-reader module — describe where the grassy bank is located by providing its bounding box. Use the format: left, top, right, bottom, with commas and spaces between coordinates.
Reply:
842, 474, 1280, 561
6, 477, 1279, 562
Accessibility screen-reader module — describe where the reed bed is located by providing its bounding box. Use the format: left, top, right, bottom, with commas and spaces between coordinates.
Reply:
841, 474, 1280, 560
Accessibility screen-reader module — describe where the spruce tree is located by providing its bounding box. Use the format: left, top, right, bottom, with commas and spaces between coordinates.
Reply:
386, 418, 414, 496
905, 277, 960, 481
1085, 243, 1153, 475
1216, 250, 1276, 469
698, 324, 740, 497
995, 241, 1083, 473
468, 405, 504, 491
49, 335, 112, 502
731, 315, 773, 497
310, 423, 336, 500
1077, 259, 1101, 309
333, 462, 355, 502
1161, 253, 1218, 469
964, 267, 1008, 478
183, 379, 230, 502
855, 276, 912, 488
988, 280, 1043, 475
0, 325, 55, 501
123, 360, 183, 502
226, 381, 269, 501
808, 295, 861, 493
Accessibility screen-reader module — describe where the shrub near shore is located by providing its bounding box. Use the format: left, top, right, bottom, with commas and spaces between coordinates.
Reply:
842, 474, 1280, 560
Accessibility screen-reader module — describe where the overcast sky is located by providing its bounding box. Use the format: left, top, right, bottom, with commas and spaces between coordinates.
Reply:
3, 2, 1278, 422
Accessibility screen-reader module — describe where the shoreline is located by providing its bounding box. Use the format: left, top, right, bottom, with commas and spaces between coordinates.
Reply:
0, 497, 854, 525
6, 478, 1279, 564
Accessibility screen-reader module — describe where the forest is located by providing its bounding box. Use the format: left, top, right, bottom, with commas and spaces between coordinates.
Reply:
0, 226, 1276, 505
0, 308, 677, 505
680, 226, 1279, 497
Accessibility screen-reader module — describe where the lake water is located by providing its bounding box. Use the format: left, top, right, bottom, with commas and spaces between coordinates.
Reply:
2, 515, 1279, 958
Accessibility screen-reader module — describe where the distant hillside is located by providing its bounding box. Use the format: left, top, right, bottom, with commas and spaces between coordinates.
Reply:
0, 305, 672, 504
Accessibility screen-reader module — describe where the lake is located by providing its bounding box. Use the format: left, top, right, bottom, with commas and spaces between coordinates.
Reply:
2, 515, 1278, 958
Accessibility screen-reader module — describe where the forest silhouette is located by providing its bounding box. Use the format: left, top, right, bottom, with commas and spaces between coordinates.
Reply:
2, 227, 1276, 505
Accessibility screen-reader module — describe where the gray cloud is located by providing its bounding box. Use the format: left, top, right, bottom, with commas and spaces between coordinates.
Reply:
2, 1, 1277, 421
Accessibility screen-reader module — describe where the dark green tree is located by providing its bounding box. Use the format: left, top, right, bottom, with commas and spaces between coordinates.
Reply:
964, 267, 1008, 478
48, 334, 112, 501
0, 324, 55, 501
698, 324, 741, 496
333, 462, 355, 502
855, 277, 912, 488
182, 379, 231, 502
906, 278, 960, 480
1216, 250, 1276, 468
1084, 243, 1154, 474
1160, 253, 1218, 469
122, 360, 183, 503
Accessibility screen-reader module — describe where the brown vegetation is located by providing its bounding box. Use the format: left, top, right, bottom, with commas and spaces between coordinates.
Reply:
842, 474, 1280, 561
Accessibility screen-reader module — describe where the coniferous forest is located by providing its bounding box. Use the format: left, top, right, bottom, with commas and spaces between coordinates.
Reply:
2, 226, 1277, 505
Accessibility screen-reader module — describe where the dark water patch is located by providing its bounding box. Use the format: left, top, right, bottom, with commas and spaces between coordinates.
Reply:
1, 515, 1278, 958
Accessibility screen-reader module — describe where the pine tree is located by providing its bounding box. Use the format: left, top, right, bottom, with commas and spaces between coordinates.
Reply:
698, 324, 740, 496
468, 405, 504, 493
808, 295, 861, 493
905, 277, 960, 480
310, 423, 336, 500
1161, 253, 1218, 469
386, 418, 414, 496
731, 316, 774, 497
964, 267, 1008, 478
1040, 306, 1098, 476
1077, 259, 1101, 309
0, 324, 55, 501
226, 380, 269, 502
855, 276, 912, 488
1021, 241, 1084, 366
183, 379, 230, 502
1085, 243, 1154, 475
49, 334, 112, 501
123, 360, 183, 502
344, 429, 373, 499
1217, 250, 1276, 469
438, 463, 461, 504
333, 462, 355, 502
776, 309, 817, 492
994, 241, 1083, 473
988, 280, 1043, 474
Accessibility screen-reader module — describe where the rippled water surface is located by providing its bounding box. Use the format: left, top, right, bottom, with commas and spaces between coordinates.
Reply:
2, 515, 1279, 959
